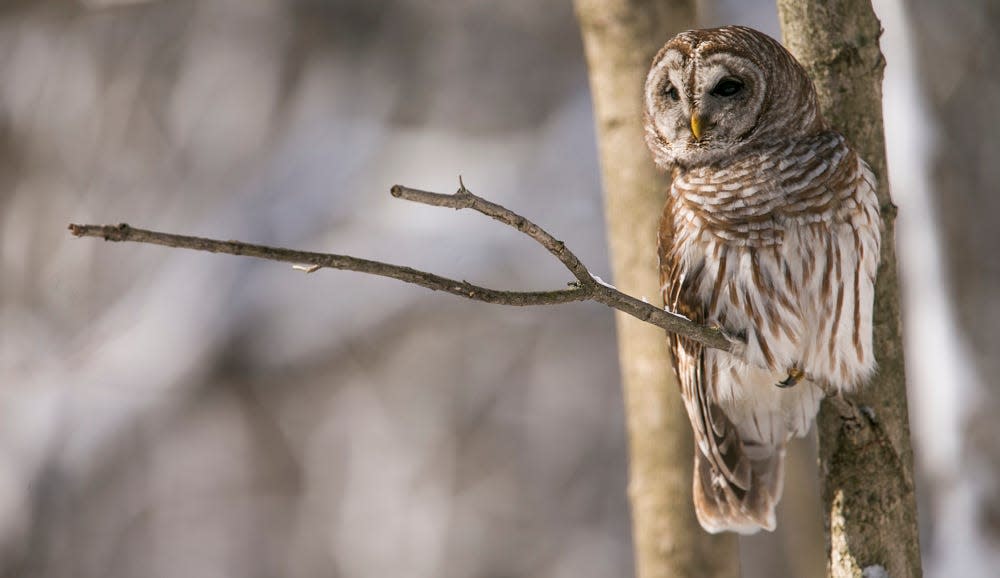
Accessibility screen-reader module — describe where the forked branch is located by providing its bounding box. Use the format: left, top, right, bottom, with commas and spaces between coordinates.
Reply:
69, 180, 736, 352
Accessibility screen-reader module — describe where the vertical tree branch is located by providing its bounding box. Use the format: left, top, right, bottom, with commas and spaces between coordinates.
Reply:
776, 1, 922, 577
574, 2, 739, 577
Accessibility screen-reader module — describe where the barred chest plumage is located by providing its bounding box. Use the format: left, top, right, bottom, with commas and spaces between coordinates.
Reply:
645, 24, 884, 535
664, 131, 881, 400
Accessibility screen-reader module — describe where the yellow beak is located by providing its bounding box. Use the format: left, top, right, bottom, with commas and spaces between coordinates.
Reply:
690, 113, 702, 141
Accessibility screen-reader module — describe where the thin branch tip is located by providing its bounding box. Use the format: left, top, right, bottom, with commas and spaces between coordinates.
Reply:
71, 184, 735, 352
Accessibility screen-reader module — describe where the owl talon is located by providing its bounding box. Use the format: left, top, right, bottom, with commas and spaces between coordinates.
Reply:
777, 366, 804, 388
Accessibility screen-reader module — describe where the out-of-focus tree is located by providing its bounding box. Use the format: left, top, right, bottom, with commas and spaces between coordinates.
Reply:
574, 1, 740, 577
906, 0, 1000, 574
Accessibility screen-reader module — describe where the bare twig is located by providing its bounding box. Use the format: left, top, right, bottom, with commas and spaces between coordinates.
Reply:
69, 181, 736, 352
67, 223, 589, 306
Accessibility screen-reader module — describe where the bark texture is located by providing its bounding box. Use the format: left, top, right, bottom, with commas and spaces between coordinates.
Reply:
574, 2, 739, 577
776, 1, 922, 577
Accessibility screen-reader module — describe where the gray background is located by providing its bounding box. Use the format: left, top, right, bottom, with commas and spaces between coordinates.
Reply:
1, 0, 995, 576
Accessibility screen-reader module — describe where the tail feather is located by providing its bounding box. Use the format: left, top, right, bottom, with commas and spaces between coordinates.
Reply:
692, 443, 785, 535
690, 381, 822, 534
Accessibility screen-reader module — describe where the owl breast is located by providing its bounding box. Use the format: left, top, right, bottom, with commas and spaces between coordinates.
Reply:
666, 132, 880, 403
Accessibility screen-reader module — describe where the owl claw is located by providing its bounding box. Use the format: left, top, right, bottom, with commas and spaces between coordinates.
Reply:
777, 366, 804, 388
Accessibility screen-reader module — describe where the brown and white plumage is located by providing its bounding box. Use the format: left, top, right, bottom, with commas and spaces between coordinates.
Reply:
644, 26, 880, 534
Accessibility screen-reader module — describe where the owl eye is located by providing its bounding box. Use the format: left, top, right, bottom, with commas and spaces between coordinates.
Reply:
711, 78, 744, 97
663, 83, 680, 101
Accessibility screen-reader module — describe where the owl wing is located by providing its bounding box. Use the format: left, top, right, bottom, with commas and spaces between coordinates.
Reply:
658, 201, 780, 534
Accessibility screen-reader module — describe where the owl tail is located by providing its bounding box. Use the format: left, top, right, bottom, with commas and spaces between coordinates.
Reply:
688, 377, 822, 534
692, 440, 786, 535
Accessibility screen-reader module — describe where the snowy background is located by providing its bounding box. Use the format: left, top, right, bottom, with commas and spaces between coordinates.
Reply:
1, 0, 996, 576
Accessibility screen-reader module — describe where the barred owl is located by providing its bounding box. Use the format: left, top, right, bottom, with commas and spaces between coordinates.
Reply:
643, 26, 880, 534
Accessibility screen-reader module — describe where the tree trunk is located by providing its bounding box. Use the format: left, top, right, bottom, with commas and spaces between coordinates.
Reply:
574, 2, 739, 577
776, 1, 923, 576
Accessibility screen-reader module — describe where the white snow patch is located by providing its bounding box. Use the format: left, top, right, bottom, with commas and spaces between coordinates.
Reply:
663, 306, 693, 323
588, 273, 617, 291
862, 565, 889, 578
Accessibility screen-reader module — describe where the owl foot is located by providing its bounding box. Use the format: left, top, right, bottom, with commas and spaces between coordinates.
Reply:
776, 366, 804, 388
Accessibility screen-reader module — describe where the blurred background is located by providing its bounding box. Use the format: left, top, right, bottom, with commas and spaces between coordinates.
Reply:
1, 0, 997, 576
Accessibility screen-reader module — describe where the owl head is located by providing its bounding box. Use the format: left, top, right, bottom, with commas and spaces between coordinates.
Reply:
644, 26, 824, 169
